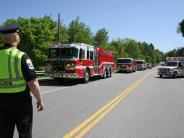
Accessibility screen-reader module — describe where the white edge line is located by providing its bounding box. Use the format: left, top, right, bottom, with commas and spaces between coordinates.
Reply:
42, 87, 68, 94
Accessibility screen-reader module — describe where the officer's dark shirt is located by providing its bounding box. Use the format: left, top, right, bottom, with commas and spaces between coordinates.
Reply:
0, 44, 37, 105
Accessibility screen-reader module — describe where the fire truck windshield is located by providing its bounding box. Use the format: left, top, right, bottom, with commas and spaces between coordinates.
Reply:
48, 47, 78, 59
118, 59, 132, 64
60, 48, 78, 59
165, 61, 178, 66
136, 61, 145, 64
48, 48, 60, 58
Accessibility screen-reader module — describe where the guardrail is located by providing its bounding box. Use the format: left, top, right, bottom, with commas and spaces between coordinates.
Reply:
35, 71, 45, 75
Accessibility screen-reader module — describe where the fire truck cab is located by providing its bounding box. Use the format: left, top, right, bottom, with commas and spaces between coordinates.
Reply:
45, 43, 115, 82
117, 58, 136, 72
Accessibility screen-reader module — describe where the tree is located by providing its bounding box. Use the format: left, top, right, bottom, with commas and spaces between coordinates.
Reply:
123, 39, 141, 59
68, 17, 93, 44
110, 39, 129, 58
12, 16, 56, 69
178, 19, 184, 37
0, 34, 3, 47
0, 17, 57, 69
165, 47, 184, 57
155, 49, 164, 63
139, 42, 155, 63
94, 28, 109, 46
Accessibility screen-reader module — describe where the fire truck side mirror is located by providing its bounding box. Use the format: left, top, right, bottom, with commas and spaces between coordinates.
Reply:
178, 62, 182, 67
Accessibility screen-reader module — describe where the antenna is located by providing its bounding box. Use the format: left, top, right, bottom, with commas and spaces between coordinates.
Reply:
57, 13, 61, 44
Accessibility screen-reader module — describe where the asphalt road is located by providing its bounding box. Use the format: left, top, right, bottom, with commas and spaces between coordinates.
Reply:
14, 67, 184, 138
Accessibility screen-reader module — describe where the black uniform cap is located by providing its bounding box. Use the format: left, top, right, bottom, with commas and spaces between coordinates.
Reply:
0, 23, 19, 34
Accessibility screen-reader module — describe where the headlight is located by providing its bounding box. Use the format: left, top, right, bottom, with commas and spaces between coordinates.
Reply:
65, 63, 75, 70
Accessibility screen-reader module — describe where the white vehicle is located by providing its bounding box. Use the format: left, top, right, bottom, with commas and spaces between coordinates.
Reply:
158, 57, 184, 78
136, 60, 147, 70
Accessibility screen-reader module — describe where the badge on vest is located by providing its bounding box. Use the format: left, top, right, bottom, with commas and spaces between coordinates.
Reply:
26, 59, 34, 70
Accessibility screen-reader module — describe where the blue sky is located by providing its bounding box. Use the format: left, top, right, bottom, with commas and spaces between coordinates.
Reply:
0, 0, 184, 53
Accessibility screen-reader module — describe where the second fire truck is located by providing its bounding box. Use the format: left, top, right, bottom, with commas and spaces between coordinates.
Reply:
45, 43, 115, 82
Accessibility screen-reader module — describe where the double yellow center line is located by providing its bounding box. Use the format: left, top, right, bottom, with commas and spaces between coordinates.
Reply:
63, 72, 152, 138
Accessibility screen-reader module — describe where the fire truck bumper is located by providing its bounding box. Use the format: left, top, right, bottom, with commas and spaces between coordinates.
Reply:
45, 72, 80, 79
118, 67, 132, 72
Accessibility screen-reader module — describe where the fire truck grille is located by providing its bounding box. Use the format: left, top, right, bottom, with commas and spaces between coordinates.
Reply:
122, 65, 126, 68
52, 60, 65, 71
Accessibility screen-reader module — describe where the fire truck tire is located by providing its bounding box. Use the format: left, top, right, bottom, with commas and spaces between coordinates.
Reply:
83, 69, 90, 83
109, 69, 111, 77
160, 74, 162, 78
102, 69, 107, 79
173, 72, 178, 78
108, 69, 112, 77
106, 70, 108, 78
130, 68, 133, 73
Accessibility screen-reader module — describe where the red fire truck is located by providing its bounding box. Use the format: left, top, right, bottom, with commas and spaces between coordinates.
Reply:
117, 58, 137, 72
44, 43, 115, 82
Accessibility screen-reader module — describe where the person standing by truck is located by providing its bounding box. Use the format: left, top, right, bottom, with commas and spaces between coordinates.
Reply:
0, 23, 44, 138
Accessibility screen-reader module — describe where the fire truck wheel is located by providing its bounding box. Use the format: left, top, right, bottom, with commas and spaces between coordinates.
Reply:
103, 69, 107, 79
173, 72, 178, 78
130, 68, 133, 73
83, 69, 90, 83
108, 69, 112, 77
107, 69, 112, 78
160, 74, 162, 78
106, 69, 109, 78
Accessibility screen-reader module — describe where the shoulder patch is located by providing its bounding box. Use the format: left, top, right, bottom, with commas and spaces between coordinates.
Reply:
26, 59, 34, 69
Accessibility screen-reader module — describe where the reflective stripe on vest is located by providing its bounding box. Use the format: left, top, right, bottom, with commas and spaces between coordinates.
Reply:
0, 47, 26, 93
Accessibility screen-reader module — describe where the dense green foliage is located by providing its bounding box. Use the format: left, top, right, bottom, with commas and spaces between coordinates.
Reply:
178, 19, 184, 37
18, 17, 56, 69
0, 16, 166, 69
106, 39, 164, 64
0, 16, 57, 69
68, 17, 93, 44
94, 28, 109, 46
172, 19, 184, 58
165, 47, 184, 57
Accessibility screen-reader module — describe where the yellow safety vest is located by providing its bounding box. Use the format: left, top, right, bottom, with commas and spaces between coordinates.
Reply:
0, 47, 26, 93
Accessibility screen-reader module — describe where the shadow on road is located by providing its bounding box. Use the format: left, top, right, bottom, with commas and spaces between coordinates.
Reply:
115, 71, 134, 74
154, 76, 184, 79
38, 76, 102, 86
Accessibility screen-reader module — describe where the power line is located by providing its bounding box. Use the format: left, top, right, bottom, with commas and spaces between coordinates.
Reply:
63, 0, 144, 22
75, 0, 143, 16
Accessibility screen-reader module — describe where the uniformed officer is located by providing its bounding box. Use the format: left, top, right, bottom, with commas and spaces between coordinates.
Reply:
0, 23, 44, 138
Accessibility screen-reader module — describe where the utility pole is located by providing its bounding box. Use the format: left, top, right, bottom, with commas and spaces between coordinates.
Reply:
57, 13, 61, 44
